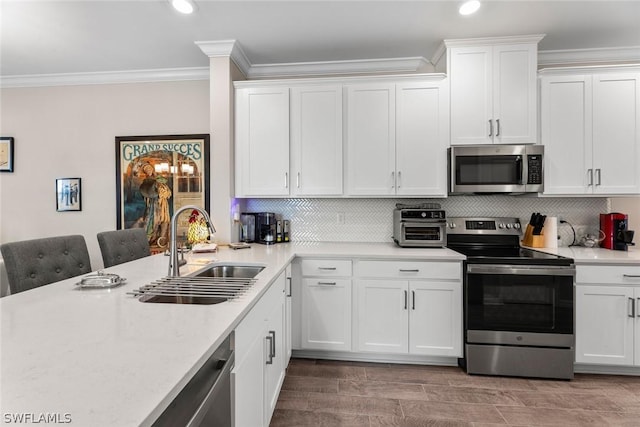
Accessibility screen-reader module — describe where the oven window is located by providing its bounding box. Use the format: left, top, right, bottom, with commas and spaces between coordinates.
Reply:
404, 226, 441, 241
466, 272, 573, 334
456, 155, 522, 185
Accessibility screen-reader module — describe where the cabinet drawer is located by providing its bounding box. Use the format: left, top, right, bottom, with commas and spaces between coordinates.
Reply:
355, 260, 460, 280
301, 259, 352, 277
577, 265, 640, 285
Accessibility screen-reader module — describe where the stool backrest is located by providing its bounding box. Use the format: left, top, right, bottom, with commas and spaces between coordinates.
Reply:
97, 228, 151, 268
1, 235, 92, 294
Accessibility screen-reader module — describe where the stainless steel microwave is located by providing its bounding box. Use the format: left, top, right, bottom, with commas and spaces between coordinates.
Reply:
449, 144, 544, 194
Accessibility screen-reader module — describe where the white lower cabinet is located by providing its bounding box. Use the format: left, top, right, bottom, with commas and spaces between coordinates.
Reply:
575, 265, 640, 367
233, 270, 287, 427
300, 259, 352, 351
354, 260, 463, 357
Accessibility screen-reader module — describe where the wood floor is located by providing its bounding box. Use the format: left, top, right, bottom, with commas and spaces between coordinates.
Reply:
270, 358, 640, 426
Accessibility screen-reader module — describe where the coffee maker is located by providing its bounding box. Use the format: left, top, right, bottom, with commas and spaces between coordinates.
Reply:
600, 213, 635, 251
256, 212, 277, 245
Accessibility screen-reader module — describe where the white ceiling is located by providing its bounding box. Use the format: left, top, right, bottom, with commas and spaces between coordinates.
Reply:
2, 0, 640, 77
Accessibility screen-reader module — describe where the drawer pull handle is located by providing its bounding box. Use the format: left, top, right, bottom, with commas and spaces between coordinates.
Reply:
629, 298, 635, 318
318, 267, 337, 271
404, 290, 408, 310
399, 269, 419, 273
623, 274, 640, 278
412, 290, 416, 310
317, 281, 336, 286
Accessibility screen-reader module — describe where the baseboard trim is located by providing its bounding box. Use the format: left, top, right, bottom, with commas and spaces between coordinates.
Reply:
291, 349, 459, 366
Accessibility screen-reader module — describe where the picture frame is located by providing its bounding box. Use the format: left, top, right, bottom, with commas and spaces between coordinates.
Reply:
56, 178, 82, 212
0, 137, 14, 172
115, 134, 210, 253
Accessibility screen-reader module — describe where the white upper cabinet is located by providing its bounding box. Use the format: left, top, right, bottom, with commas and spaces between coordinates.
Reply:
236, 75, 449, 198
235, 86, 290, 197
395, 81, 449, 197
291, 85, 343, 196
345, 83, 396, 195
345, 78, 449, 197
541, 69, 640, 195
446, 37, 541, 145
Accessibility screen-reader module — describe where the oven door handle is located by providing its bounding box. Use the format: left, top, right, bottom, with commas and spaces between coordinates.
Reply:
467, 264, 575, 276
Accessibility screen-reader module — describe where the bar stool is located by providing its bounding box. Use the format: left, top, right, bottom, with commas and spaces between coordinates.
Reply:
97, 228, 151, 268
0, 235, 92, 295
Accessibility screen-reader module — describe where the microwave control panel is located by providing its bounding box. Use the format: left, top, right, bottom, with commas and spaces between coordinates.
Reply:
527, 155, 542, 184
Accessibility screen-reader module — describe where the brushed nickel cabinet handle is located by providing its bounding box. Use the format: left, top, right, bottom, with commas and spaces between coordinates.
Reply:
399, 269, 420, 273
265, 335, 273, 364
317, 281, 337, 286
412, 290, 415, 310
397, 171, 401, 188
488, 119, 493, 137
496, 119, 500, 137
637, 298, 640, 318
391, 171, 395, 189
284, 172, 289, 189
623, 274, 640, 278
404, 290, 408, 310
596, 168, 601, 186
587, 169, 593, 186
297, 172, 300, 188
318, 267, 337, 270
629, 298, 635, 318
269, 330, 276, 358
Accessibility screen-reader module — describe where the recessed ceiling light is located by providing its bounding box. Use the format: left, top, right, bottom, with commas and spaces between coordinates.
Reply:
459, 0, 481, 15
171, 0, 196, 14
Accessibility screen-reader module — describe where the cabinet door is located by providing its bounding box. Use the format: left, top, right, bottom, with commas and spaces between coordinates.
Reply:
409, 281, 462, 357
346, 84, 396, 195
492, 44, 537, 144
541, 75, 593, 195
235, 87, 290, 196
264, 294, 285, 426
395, 81, 449, 197
592, 74, 640, 195
233, 331, 265, 427
576, 285, 635, 366
449, 46, 493, 145
301, 278, 352, 351
636, 289, 640, 366
291, 85, 343, 196
285, 264, 292, 365
356, 280, 408, 353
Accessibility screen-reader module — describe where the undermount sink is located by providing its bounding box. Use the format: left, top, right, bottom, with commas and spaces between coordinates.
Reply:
194, 265, 265, 279
130, 264, 265, 305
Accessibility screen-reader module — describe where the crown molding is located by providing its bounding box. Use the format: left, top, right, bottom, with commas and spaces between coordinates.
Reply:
195, 39, 251, 76
538, 46, 640, 67
443, 34, 545, 48
246, 57, 430, 79
0, 67, 209, 88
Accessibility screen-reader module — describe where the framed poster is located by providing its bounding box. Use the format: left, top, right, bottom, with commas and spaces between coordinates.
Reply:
115, 134, 210, 253
0, 137, 14, 172
56, 178, 82, 211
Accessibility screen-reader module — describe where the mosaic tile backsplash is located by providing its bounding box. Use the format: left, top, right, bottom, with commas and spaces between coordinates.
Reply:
245, 196, 610, 247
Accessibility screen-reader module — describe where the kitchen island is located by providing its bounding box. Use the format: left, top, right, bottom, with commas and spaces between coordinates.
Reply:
0, 242, 463, 427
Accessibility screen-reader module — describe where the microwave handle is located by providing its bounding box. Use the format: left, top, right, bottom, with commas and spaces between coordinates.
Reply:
518, 155, 526, 185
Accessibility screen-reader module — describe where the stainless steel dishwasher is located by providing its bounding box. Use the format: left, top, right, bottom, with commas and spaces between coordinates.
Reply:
152, 334, 234, 427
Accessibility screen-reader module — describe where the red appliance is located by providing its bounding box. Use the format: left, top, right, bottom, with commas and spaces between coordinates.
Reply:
600, 213, 635, 251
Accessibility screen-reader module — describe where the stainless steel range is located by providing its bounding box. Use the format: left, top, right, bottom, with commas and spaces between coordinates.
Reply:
446, 217, 575, 380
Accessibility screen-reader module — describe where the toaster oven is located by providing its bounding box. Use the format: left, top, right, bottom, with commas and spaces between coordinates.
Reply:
393, 208, 447, 248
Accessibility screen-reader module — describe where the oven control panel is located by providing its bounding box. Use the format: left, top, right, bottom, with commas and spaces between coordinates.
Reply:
446, 217, 522, 235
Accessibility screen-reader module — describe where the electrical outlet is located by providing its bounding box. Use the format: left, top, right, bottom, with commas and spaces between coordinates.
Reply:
336, 212, 345, 225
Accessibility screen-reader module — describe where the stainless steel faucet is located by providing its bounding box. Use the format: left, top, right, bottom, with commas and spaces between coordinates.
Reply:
168, 205, 216, 277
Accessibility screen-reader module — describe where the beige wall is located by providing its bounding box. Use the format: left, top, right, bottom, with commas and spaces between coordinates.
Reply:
0, 80, 210, 281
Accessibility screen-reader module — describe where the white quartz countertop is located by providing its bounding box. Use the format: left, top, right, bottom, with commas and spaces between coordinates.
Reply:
526, 246, 640, 265
0, 242, 463, 427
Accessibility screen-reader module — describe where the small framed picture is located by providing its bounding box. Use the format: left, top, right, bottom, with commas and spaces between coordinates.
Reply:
0, 137, 14, 172
56, 178, 82, 212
